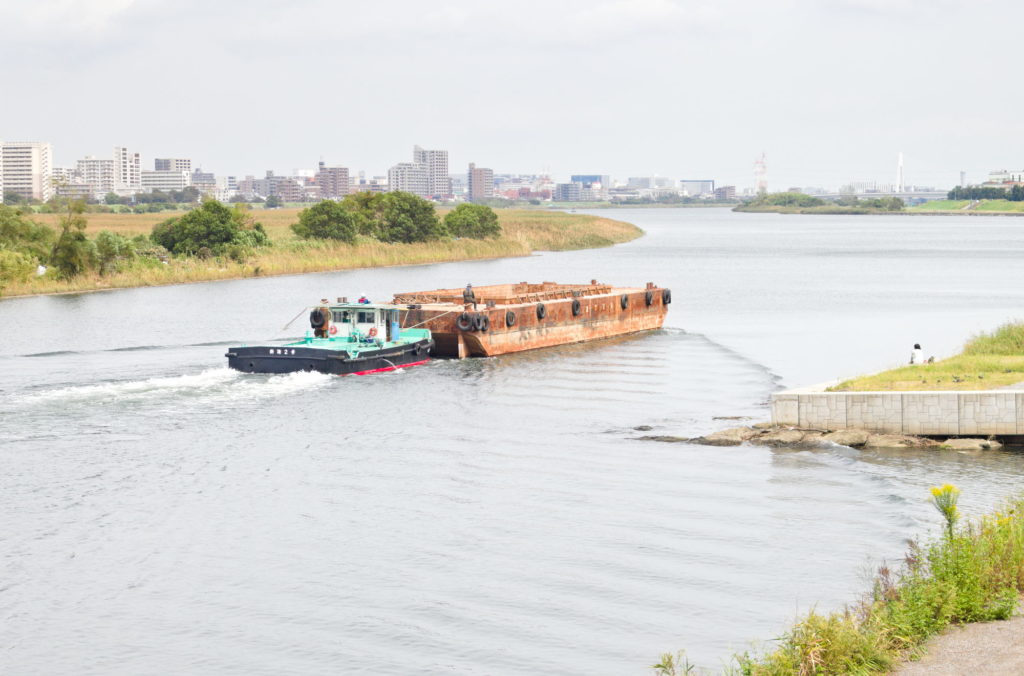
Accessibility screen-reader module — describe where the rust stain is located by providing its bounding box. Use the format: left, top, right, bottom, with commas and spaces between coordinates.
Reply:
396, 281, 671, 358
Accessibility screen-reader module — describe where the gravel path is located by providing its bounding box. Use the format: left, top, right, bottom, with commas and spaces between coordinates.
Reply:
892, 613, 1024, 675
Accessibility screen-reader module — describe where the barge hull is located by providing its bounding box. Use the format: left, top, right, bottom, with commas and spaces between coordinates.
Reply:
397, 282, 670, 358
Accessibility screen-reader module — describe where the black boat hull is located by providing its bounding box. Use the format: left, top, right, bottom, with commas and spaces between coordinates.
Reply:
226, 339, 433, 375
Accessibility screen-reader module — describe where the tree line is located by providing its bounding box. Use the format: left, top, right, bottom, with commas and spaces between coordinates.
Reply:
290, 191, 500, 244
0, 191, 501, 292
947, 185, 1024, 201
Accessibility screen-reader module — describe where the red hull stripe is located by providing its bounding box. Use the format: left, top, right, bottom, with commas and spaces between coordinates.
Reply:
346, 358, 430, 376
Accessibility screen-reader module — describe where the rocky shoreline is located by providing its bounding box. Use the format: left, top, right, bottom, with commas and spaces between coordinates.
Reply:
639, 423, 1006, 451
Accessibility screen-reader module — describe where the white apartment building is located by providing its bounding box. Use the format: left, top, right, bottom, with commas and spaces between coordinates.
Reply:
52, 166, 92, 199
387, 162, 430, 197
77, 156, 117, 197
155, 158, 191, 173
214, 175, 238, 201
1, 141, 54, 202
679, 180, 715, 196
412, 145, 452, 197
114, 146, 141, 193
141, 170, 191, 193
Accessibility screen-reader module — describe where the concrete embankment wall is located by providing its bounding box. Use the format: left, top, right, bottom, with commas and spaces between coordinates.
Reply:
771, 390, 1024, 435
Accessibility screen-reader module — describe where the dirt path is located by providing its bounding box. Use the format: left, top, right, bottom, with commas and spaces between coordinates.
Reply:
892, 613, 1024, 675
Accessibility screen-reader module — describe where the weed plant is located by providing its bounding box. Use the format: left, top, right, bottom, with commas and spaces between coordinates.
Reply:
830, 321, 1024, 391
695, 489, 1024, 675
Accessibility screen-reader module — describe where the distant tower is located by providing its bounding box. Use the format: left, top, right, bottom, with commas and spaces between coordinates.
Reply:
959, 170, 966, 187
896, 152, 905, 193
754, 152, 768, 193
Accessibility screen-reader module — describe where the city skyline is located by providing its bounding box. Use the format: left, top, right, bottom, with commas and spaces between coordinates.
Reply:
2, 0, 1022, 189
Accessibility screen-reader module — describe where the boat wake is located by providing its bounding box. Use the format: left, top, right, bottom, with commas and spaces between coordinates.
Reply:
12, 367, 333, 409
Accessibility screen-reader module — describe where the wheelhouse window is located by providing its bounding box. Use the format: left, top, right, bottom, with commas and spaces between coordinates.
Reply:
357, 311, 375, 323
332, 310, 351, 323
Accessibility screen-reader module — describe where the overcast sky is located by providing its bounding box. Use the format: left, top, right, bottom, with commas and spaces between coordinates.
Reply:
2, 0, 1021, 189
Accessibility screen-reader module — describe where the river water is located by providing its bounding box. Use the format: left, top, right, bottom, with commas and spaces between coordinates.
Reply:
2, 208, 1023, 674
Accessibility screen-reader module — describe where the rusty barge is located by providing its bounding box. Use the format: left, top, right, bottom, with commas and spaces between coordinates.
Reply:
394, 281, 670, 359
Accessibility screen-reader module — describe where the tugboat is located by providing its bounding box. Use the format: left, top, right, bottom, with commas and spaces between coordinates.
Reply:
226, 298, 434, 375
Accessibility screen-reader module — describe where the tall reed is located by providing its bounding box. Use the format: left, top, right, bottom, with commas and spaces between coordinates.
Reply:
659, 489, 1024, 675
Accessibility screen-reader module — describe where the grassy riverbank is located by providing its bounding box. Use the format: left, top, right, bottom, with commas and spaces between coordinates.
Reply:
829, 323, 1024, 391
908, 200, 1024, 214
4, 209, 642, 297
709, 489, 1024, 675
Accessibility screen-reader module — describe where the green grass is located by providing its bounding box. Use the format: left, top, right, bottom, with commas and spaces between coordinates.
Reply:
661, 490, 1024, 676
909, 200, 970, 211
908, 200, 1024, 213
830, 322, 1024, 391
973, 200, 1024, 212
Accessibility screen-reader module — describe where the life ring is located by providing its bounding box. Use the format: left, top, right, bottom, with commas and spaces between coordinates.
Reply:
662, 288, 672, 304
571, 299, 581, 316
328, 325, 338, 335
368, 327, 378, 337
505, 310, 516, 328
620, 294, 629, 310
309, 308, 326, 328
456, 312, 473, 331
536, 303, 546, 320
645, 290, 654, 306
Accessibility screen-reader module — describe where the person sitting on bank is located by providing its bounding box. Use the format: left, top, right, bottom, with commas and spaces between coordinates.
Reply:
910, 343, 923, 365
463, 283, 477, 309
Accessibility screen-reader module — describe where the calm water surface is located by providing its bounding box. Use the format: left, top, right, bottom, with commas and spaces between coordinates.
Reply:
2, 208, 1024, 674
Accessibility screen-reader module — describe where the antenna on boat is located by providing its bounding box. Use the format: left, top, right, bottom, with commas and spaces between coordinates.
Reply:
281, 306, 310, 331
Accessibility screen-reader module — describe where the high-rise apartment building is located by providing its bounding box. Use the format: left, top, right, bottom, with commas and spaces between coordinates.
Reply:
467, 163, 494, 202
316, 161, 351, 200
76, 156, 117, 197
141, 170, 191, 193
570, 174, 610, 200
387, 162, 430, 197
1, 141, 54, 201
554, 183, 583, 201
114, 146, 141, 192
154, 158, 191, 173
679, 180, 715, 196
412, 145, 452, 198
190, 168, 217, 195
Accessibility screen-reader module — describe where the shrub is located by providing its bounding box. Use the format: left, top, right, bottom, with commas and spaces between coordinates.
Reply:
51, 207, 97, 279
444, 203, 502, 239
340, 191, 385, 237
962, 322, 1024, 356
0, 204, 56, 263
151, 199, 269, 257
722, 489, 1024, 676
376, 191, 446, 243
94, 230, 136, 275
748, 192, 826, 208
291, 200, 358, 243
0, 249, 36, 289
